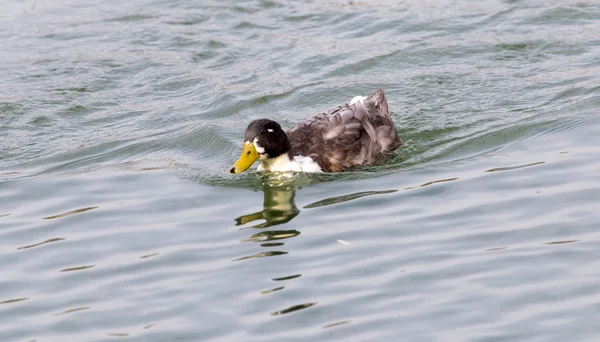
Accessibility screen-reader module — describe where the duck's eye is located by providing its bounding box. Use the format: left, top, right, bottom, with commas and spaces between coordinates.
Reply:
246, 151, 251, 155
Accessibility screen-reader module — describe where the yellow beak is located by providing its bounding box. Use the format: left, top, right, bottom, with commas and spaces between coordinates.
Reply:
229, 142, 259, 174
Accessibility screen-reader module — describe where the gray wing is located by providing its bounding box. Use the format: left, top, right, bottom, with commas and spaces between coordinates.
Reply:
287, 88, 402, 172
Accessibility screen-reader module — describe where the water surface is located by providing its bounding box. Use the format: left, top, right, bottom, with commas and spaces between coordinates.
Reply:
2, 0, 600, 341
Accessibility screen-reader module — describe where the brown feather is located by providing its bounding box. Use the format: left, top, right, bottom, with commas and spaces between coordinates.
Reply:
286, 88, 402, 172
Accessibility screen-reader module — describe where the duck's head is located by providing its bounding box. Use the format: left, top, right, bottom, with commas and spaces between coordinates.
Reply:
229, 119, 290, 174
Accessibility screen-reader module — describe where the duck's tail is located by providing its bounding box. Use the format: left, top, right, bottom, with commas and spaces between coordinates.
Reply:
366, 88, 389, 117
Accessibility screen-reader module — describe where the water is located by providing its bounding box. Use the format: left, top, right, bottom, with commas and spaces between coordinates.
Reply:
2, 0, 600, 341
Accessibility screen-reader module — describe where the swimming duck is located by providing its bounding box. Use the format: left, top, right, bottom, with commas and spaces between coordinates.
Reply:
229, 88, 402, 173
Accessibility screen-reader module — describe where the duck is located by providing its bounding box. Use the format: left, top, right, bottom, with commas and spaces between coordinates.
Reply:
229, 88, 402, 174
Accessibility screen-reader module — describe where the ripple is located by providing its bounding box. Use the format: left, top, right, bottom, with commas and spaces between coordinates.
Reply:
107, 15, 155, 22
336, 239, 352, 246
303, 190, 397, 209
485, 247, 508, 252
53, 306, 90, 316
404, 177, 459, 189
139, 253, 160, 259
260, 242, 284, 247
546, 240, 579, 245
322, 320, 351, 329
53, 87, 90, 93
283, 14, 314, 22
164, 15, 209, 26
271, 302, 317, 316
43, 207, 98, 220
106, 332, 129, 337
58, 105, 88, 116
261, 286, 285, 294
529, 5, 600, 25
59, 265, 95, 272
272, 274, 301, 281
0, 297, 29, 305
17, 237, 65, 250
28, 115, 55, 126
485, 161, 545, 172
242, 230, 301, 242
232, 251, 288, 262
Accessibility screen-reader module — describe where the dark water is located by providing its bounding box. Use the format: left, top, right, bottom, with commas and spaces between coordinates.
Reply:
2, 0, 600, 341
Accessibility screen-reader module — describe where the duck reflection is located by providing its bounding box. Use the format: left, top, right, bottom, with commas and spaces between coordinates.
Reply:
233, 184, 301, 262
232, 182, 400, 318
234, 183, 400, 233
231, 174, 464, 319
235, 184, 300, 229
234, 184, 315, 316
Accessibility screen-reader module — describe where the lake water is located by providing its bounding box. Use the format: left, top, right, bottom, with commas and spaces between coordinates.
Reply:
2, 0, 600, 341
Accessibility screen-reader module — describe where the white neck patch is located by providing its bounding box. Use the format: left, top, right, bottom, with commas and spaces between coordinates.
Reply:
257, 154, 322, 173
253, 137, 265, 155
258, 153, 295, 172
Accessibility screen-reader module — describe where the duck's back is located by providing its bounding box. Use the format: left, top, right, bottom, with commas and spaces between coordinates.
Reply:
286, 88, 402, 172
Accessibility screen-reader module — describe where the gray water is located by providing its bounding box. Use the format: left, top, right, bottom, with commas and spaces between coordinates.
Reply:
2, 0, 600, 341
